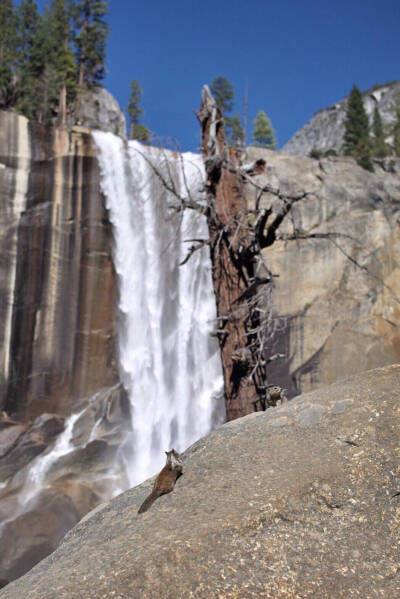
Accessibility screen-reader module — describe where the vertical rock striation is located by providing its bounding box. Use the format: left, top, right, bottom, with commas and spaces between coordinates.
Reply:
0, 110, 118, 420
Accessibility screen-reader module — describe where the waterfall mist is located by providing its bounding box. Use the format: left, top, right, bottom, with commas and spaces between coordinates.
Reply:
93, 132, 224, 487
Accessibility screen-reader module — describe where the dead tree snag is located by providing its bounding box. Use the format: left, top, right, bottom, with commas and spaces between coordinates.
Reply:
135, 87, 370, 421
197, 86, 277, 420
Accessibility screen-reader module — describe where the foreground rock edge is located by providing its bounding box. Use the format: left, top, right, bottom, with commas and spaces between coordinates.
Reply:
1, 364, 399, 598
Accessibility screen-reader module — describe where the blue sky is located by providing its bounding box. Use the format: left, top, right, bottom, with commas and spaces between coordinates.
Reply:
36, 0, 399, 150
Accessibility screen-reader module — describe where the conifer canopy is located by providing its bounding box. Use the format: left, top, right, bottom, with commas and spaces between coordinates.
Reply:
251, 110, 277, 149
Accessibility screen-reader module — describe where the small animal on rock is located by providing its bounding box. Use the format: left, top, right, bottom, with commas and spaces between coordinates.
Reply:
267, 385, 288, 406
138, 449, 183, 514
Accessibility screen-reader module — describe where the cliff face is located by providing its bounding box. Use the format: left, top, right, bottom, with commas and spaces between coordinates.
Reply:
0, 110, 126, 587
0, 110, 118, 420
282, 81, 400, 156
246, 147, 400, 397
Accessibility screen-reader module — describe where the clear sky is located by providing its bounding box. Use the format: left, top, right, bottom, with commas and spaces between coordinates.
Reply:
36, 0, 400, 150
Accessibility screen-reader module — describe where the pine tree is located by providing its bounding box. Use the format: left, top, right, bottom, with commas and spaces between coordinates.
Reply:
209, 76, 245, 146
50, 0, 77, 123
251, 110, 277, 149
343, 84, 373, 170
24, 1, 76, 123
343, 85, 369, 154
392, 106, 400, 157
210, 76, 234, 115
372, 107, 388, 157
133, 123, 150, 143
73, 0, 108, 88
127, 79, 150, 142
0, 0, 18, 108
27, 7, 59, 121
127, 79, 143, 139
226, 114, 244, 147
14, 0, 40, 114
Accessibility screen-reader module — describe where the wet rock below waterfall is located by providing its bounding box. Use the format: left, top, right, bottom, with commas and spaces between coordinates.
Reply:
0, 414, 65, 481
0, 384, 130, 589
1, 365, 399, 598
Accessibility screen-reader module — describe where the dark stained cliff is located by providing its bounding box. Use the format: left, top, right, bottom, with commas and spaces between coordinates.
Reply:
0, 110, 126, 587
0, 111, 119, 420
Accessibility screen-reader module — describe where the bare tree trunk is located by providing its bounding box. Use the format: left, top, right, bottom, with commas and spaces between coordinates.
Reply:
197, 86, 266, 420
58, 82, 67, 127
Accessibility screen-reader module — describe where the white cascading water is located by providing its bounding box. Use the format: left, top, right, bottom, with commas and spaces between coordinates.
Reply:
93, 132, 224, 486
20, 409, 85, 506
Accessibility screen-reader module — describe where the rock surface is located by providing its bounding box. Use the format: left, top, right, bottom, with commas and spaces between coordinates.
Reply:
0, 110, 119, 420
282, 81, 400, 156
0, 364, 399, 598
73, 87, 126, 138
246, 147, 400, 397
0, 109, 127, 586
0, 384, 130, 587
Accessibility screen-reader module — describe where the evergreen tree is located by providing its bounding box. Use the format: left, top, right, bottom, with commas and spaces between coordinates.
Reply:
0, 0, 18, 108
127, 79, 150, 142
50, 0, 77, 122
133, 123, 150, 143
210, 76, 234, 115
14, 0, 40, 114
226, 114, 244, 147
343, 84, 373, 170
392, 106, 400, 157
27, 7, 59, 121
251, 110, 277, 149
343, 84, 369, 154
73, 0, 108, 88
372, 107, 388, 157
127, 79, 143, 138
24, 0, 76, 122
209, 76, 245, 145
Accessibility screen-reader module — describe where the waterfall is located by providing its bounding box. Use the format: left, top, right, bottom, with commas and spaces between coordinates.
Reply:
92, 132, 224, 486
20, 409, 85, 506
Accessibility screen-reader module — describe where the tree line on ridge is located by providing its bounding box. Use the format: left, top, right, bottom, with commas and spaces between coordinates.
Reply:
0, 0, 108, 124
310, 83, 400, 170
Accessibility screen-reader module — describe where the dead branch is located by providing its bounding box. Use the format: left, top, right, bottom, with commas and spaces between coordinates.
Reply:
132, 146, 210, 216
180, 238, 211, 266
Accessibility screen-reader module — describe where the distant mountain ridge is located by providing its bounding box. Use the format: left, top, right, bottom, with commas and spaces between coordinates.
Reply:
282, 81, 400, 157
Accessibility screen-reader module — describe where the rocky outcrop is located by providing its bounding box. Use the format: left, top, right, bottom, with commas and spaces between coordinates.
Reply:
0, 413, 64, 481
0, 110, 119, 420
282, 81, 400, 156
1, 364, 399, 598
245, 147, 400, 397
74, 87, 126, 138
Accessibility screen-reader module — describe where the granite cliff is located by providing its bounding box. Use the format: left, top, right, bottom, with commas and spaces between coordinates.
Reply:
246, 147, 400, 397
282, 81, 400, 156
0, 110, 120, 419
0, 109, 128, 586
